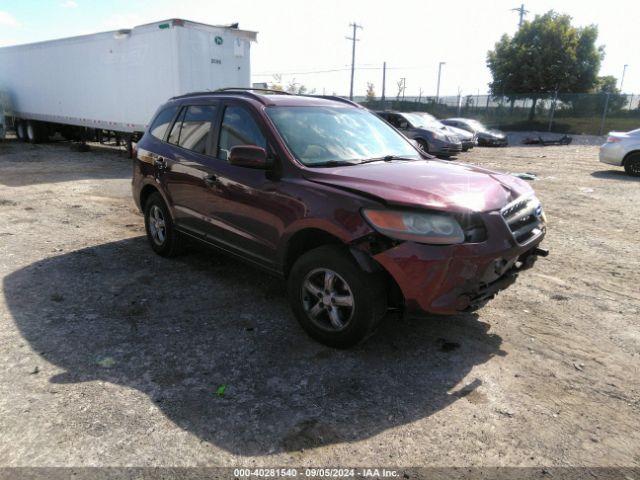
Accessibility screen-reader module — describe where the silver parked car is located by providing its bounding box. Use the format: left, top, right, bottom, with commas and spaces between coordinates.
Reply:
375, 111, 462, 157
599, 128, 640, 176
412, 112, 476, 151
442, 118, 508, 147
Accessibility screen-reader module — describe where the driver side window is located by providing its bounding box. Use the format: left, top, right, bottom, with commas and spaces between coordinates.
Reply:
218, 106, 266, 161
389, 114, 409, 130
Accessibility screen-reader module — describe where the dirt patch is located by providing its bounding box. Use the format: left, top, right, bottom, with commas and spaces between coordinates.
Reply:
0, 137, 638, 467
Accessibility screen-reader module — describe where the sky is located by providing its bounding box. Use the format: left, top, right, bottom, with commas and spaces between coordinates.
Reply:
0, 0, 638, 96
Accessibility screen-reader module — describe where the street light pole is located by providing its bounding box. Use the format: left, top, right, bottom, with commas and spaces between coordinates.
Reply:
620, 64, 629, 92
435, 62, 446, 103
346, 22, 363, 100
381, 61, 387, 103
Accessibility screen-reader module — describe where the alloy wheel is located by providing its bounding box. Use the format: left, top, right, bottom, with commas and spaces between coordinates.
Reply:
301, 268, 354, 331
148, 205, 166, 245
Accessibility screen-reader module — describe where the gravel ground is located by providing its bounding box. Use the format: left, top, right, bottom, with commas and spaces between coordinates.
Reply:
0, 135, 639, 468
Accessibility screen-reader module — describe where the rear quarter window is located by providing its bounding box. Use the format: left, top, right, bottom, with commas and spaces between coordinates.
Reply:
149, 106, 179, 140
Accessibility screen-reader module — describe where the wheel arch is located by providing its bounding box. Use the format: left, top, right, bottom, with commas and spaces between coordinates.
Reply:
622, 150, 640, 165
282, 227, 345, 277
280, 226, 405, 309
139, 183, 161, 212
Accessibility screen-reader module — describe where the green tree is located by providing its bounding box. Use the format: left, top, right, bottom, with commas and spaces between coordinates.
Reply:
487, 11, 604, 119
568, 75, 625, 115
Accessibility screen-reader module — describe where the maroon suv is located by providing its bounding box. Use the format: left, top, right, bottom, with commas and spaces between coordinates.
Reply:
132, 89, 547, 347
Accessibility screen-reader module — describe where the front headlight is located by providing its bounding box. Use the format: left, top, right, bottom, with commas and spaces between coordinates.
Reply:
362, 209, 465, 244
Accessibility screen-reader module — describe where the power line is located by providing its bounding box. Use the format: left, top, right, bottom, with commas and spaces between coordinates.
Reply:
253, 64, 437, 77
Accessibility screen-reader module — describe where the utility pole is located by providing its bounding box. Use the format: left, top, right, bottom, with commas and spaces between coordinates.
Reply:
620, 64, 629, 92
401, 78, 406, 101
381, 61, 387, 103
435, 62, 445, 103
346, 22, 363, 100
511, 4, 529, 28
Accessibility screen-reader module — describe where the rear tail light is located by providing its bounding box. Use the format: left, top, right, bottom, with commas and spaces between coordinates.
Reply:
607, 136, 621, 143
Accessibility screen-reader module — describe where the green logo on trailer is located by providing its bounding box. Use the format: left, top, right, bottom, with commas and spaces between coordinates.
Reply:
214, 36, 223, 45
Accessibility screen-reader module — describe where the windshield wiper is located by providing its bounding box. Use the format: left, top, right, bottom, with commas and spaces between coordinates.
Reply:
358, 155, 418, 164
309, 160, 360, 168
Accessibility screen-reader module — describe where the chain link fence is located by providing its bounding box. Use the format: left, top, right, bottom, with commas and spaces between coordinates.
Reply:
354, 93, 640, 135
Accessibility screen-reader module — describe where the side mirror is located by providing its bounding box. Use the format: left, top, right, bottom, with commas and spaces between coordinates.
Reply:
228, 145, 268, 169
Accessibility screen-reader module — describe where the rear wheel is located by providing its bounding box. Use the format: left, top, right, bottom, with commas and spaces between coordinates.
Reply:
26, 120, 45, 144
287, 245, 387, 348
15, 120, 26, 141
624, 153, 640, 177
143, 192, 183, 257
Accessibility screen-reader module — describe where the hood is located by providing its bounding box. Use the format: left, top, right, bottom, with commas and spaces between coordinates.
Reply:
479, 129, 505, 139
415, 127, 461, 144
304, 160, 533, 213
446, 126, 474, 140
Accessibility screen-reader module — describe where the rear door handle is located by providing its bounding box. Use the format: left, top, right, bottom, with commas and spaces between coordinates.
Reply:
154, 157, 167, 170
204, 174, 218, 187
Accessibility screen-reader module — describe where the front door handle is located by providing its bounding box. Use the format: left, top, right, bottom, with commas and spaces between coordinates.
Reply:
203, 174, 218, 187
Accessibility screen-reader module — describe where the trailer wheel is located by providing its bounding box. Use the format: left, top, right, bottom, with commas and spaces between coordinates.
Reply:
16, 120, 27, 142
26, 121, 41, 144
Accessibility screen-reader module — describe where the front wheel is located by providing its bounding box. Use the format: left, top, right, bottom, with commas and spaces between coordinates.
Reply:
415, 139, 430, 154
287, 245, 387, 348
624, 153, 640, 177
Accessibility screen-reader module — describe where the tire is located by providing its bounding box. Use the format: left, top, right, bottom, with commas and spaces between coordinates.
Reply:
15, 120, 26, 142
143, 192, 183, 257
26, 120, 45, 144
624, 153, 640, 177
287, 245, 387, 348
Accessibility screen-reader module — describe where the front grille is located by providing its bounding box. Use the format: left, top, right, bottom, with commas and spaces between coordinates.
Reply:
501, 195, 544, 244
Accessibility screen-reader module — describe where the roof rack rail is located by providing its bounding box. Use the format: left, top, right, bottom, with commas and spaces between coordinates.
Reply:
170, 90, 214, 99
215, 87, 291, 95
170, 88, 289, 105
301, 95, 363, 108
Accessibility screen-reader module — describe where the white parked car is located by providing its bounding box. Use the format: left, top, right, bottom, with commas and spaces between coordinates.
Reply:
599, 129, 640, 177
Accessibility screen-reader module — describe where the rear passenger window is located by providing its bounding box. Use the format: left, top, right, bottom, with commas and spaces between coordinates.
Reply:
178, 105, 216, 154
149, 106, 179, 140
218, 106, 266, 160
167, 108, 186, 145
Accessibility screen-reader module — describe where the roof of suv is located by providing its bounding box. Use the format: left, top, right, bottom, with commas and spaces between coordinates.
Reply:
170, 89, 363, 108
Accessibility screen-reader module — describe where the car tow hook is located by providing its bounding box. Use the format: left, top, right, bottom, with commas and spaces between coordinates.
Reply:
533, 247, 549, 257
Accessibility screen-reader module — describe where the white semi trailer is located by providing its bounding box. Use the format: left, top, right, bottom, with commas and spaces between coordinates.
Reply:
0, 18, 256, 148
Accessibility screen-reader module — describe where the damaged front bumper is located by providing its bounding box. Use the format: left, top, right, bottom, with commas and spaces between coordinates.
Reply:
370, 208, 547, 315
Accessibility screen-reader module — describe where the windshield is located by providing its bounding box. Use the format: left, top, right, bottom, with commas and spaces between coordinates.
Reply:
404, 112, 444, 130
266, 106, 421, 166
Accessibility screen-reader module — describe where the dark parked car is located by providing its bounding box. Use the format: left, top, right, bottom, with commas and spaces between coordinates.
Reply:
375, 111, 462, 157
133, 89, 547, 347
442, 118, 508, 147
412, 112, 476, 151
